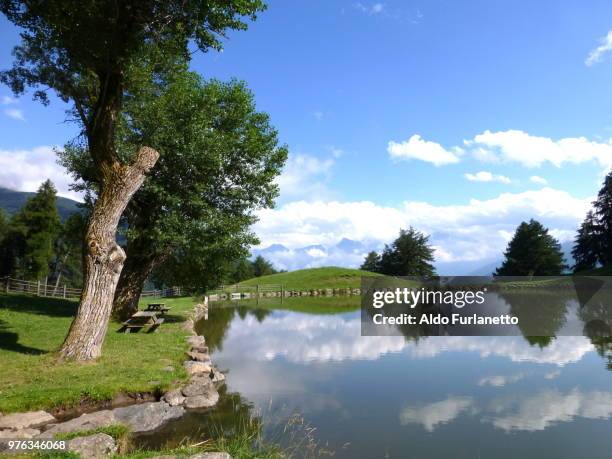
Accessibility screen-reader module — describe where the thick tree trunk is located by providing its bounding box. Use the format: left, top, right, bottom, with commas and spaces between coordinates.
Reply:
59, 147, 159, 361
113, 251, 161, 321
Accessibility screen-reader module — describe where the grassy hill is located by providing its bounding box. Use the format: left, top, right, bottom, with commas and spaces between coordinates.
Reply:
237, 266, 382, 290
0, 187, 81, 221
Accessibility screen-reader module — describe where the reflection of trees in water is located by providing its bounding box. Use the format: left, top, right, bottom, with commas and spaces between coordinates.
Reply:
497, 291, 570, 346
577, 297, 612, 372
195, 307, 236, 352
195, 306, 273, 352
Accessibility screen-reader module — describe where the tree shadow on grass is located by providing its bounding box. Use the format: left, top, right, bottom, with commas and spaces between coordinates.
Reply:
0, 293, 77, 318
0, 318, 47, 355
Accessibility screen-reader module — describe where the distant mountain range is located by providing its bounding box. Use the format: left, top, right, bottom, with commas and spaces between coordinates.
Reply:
0, 187, 81, 221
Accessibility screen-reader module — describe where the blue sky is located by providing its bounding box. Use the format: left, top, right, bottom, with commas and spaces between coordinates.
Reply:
2, 0, 612, 272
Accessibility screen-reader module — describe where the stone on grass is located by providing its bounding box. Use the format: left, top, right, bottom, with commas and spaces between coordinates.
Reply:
187, 351, 211, 362
67, 433, 117, 459
41, 410, 116, 437
0, 410, 55, 430
184, 360, 212, 375
0, 428, 40, 439
190, 453, 233, 459
183, 390, 219, 409
113, 402, 184, 433
163, 390, 186, 407
210, 369, 225, 384
191, 345, 209, 354
187, 336, 205, 347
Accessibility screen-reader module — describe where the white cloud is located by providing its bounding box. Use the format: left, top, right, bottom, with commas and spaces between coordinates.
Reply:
530, 175, 548, 185
586, 30, 612, 66
478, 372, 525, 387
388, 134, 461, 166
465, 171, 511, 184
399, 396, 475, 432
355, 2, 385, 15
0, 146, 82, 201
392, 130, 612, 169
489, 388, 612, 432
468, 130, 612, 168
4, 108, 25, 121
254, 187, 591, 266
275, 153, 335, 201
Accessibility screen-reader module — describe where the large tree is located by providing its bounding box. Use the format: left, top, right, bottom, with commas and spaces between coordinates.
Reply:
378, 228, 436, 277
0, 180, 60, 280
62, 73, 287, 319
1, 0, 266, 360
495, 219, 566, 276
572, 171, 612, 271
572, 210, 601, 272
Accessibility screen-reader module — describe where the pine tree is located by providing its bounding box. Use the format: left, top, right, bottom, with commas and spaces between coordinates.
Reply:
495, 219, 566, 276
252, 256, 277, 277
593, 172, 612, 265
572, 210, 601, 272
360, 251, 381, 272
572, 171, 612, 271
13, 180, 61, 280
379, 228, 436, 276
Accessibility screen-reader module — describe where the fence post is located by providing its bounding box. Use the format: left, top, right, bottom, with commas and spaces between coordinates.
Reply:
44, 277, 48, 297
63, 284, 66, 299
5, 277, 9, 294
37, 280, 40, 296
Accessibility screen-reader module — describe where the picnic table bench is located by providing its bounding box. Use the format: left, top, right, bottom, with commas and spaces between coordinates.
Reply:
121, 310, 165, 333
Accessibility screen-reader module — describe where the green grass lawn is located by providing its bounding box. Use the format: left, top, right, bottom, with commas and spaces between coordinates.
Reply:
0, 294, 197, 414
236, 266, 381, 290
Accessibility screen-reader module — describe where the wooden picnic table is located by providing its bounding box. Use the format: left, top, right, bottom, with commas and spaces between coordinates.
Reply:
121, 310, 165, 333
146, 303, 171, 314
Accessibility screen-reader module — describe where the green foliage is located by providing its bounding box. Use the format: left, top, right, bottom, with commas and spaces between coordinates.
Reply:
573, 210, 601, 272
0, 180, 60, 280
252, 255, 277, 278
360, 250, 381, 273
495, 219, 566, 276
61, 72, 287, 293
572, 171, 612, 272
375, 228, 436, 276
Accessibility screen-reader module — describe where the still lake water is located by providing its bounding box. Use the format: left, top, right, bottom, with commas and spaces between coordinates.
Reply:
136, 296, 612, 458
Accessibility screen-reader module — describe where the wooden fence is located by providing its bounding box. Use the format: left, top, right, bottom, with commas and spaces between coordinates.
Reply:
1, 277, 182, 300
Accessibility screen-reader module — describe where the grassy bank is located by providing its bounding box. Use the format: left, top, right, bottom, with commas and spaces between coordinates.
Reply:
236, 266, 381, 290
0, 294, 197, 414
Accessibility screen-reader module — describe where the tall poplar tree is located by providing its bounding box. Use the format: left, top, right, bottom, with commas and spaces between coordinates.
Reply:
1, 0, 266, 360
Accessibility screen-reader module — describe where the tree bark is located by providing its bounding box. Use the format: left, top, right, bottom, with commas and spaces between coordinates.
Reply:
113, 251, 162, 321
59, 147, 159, 361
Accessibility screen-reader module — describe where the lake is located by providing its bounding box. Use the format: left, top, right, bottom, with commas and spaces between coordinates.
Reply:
135, 296, 612, 458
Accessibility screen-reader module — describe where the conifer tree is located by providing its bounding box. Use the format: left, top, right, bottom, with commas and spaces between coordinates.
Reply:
495, 219, 566, 276
379, 228, 436, 276
360, 251, 382, 273
572, 171, 612, 272
572, 210, 601, 272
0, 180, 61, 279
